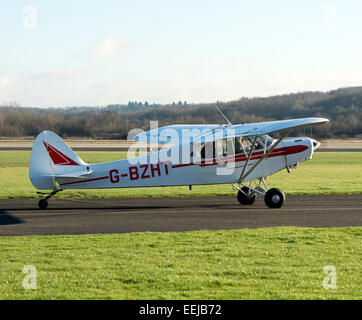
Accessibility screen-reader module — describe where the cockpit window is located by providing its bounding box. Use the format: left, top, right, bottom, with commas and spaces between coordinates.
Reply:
198, 135, 274, 159
235, 135, 274, 153
259, 135, 274, 148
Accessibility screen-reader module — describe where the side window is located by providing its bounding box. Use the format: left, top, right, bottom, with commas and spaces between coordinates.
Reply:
235, 137, 243, 154
200, 142, 215, 159
198, 135, 274, 159
255, 135, 274, 150
254, 139, 264, 150
200, 140, 229, 159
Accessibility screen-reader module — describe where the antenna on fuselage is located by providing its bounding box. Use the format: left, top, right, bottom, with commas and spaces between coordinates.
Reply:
216, 102, 232, 127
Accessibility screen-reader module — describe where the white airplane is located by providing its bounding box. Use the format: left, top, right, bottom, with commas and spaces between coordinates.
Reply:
29, 115, 328, 210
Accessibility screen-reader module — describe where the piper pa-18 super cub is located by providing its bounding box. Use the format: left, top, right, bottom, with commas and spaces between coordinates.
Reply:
29, 113, 328, 210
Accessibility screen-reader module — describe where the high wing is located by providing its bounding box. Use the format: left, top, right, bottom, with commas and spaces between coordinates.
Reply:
221, 117, 329, 140
134, 118, 329, 145
134, 124, 227, 144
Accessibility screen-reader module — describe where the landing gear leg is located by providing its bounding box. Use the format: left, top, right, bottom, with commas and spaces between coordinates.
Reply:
37, 188, 63, 210
234, 178, 285, 209
236, 186, 256, 205
233, 180, 263, 206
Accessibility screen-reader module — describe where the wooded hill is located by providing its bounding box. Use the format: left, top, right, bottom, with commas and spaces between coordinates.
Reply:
1, 86, 361, 139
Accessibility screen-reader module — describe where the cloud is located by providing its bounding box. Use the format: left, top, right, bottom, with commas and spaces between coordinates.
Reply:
89, 36, 133, 60
0, 75, 11, 89
0, 68, 93, 107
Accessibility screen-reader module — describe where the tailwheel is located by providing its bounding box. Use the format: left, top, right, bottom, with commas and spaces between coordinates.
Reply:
264, 188, 285, 208
36, 188, 62, 210
237, 186, 256, 205
38, 199, 48, 210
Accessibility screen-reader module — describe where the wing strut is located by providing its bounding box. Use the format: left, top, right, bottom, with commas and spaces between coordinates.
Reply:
238, 136, 258, 180
238, 132, 289, 183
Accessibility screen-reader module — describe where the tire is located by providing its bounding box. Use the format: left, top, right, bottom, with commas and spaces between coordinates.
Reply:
38, 199, 48, 210
237, 187, 256, 205
264, 188, 285, 208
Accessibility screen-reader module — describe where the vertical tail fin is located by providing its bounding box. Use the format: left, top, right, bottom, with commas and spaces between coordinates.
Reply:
29, 130, 87, 190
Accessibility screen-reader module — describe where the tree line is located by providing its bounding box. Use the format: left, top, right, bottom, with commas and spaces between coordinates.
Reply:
0, 87, 361, 139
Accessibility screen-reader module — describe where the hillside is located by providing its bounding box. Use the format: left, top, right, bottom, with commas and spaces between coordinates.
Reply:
1, 86, 361, 139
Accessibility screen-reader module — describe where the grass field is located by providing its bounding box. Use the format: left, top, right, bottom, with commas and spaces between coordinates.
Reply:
0, 151, 361, 300
0, 227, 361, 299
0, 151, 361, 198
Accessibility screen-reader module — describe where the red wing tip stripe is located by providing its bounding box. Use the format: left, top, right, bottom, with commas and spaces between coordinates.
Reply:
60, 176, 109, 186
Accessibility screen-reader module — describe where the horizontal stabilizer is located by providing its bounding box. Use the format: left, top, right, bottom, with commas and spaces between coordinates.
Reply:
44, 169, 93, 179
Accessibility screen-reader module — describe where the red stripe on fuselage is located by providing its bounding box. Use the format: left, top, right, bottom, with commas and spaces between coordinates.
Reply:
60, 176, 109, 186
172, 145, 308, 168
60, 145, 308, 186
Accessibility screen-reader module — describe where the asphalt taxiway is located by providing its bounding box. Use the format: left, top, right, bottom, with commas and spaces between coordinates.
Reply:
1, 195, 361, 236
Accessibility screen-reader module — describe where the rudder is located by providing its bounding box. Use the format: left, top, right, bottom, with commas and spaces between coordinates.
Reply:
29, 130, 87, 190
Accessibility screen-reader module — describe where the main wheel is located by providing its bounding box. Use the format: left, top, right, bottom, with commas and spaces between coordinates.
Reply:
264, 188, 285, 208
38, 199, 48, 210
237, 187, 256, 205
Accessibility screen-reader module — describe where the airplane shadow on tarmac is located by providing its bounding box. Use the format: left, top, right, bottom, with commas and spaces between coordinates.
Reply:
0, 211, 23, 225
0, 203, 230, 213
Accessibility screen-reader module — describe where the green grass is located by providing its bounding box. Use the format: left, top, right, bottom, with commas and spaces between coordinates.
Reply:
1, 151, 361, 300
0, 227, 360, 299
0, 151, 361, 198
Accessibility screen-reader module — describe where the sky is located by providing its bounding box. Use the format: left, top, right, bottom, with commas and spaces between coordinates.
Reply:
1, 0, 362, 107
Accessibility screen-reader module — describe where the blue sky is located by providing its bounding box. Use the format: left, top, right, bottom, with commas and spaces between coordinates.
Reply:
1, 0, 362, 107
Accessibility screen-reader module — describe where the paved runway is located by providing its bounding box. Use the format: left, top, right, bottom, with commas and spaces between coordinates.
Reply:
1, 195, 361, 236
